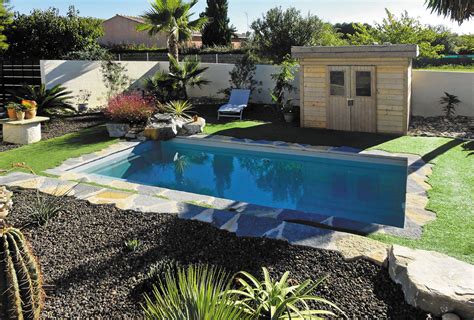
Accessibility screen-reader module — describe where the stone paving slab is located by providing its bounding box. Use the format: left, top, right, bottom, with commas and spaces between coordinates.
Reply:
0, 172, 391, 266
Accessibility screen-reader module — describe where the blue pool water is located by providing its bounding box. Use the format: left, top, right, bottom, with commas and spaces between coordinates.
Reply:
83, 140, 407, 227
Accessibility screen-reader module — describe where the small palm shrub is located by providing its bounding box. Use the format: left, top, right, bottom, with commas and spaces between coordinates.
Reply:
440, 92, 461, 119
105, 92, 156, 124
11, 84, 75, 115
164, 100, 194, 119
229, 267, 344, 319
0, 226, 44, 319
26, 186, 73, 226
124, 239, 141, 252
142, 264, 248, 320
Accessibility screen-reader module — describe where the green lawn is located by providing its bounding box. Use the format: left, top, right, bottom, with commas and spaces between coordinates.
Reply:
1, 122, 472, 263
0, 125, 117, 174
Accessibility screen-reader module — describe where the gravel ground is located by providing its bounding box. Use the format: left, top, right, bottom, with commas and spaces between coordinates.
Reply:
0, 114, 106, 152
7, 188, 430, 319
409, 116, 473, 140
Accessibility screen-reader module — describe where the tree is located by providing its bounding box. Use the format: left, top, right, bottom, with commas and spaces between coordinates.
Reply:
137, 0, 207, 68
250, 7, 346, 63
201, 0, 236, 47
334, 22, 372, 40
0, 0, 12, 51
168, 54, 210, 99
425, 0, 473, 24
5, 6, 103, 59
456, 34, 474, 54
349, 10, 445, 58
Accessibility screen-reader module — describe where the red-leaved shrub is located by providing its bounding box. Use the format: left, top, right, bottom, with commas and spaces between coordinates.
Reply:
105, 92, 155, 124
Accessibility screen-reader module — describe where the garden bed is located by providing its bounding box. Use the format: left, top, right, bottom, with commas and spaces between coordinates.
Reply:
0, 114, 106, 152
9, 188, 429, 318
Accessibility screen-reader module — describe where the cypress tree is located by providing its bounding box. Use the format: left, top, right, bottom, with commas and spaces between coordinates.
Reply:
201, 0, 236, 47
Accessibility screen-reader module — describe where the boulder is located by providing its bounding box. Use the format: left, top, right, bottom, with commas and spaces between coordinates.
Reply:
106, 123, 130, 138
180, 117, 206, 136
144, 122, 178, 141
388, 245, 474, 318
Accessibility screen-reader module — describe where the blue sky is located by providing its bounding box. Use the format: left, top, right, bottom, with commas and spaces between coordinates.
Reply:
10, 0, 473, 34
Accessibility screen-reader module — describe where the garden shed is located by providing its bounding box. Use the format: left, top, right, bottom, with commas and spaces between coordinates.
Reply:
292, 45, 419, 134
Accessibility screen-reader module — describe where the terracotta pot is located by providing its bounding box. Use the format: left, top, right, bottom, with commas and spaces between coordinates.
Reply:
16, 111, 25, 121
7, 108, 17, 120
25, 108, 37, 119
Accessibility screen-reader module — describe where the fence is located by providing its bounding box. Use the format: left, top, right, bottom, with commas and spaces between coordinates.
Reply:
110, 52, 245, 64
0, 58, 41, 107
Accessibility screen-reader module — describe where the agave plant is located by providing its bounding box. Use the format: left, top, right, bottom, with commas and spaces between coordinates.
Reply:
142, 264, 248, 320
228, 267, 344, 320
26, 185, 75, 226
164, 100, 194, 119
12, 84, 75, 115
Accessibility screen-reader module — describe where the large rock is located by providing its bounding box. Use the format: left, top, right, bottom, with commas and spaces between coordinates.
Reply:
179, 117, 206, 136
106, 123, 130, 138
144, 122, 177, 140
388, 245, 474, 318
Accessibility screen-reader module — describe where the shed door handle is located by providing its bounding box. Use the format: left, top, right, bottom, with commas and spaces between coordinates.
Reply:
347, 99, 354, 107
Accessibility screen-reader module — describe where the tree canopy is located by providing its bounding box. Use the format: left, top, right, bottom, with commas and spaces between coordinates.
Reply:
4, 6, 103, 59
201, 0, 236, 47
349, 10, 446, 58
0, 0, 12, 51
250, 7, 346, 63
425, 0, 473, 24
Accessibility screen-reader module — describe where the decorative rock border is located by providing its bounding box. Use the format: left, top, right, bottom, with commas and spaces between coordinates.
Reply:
44, 135, 435, 240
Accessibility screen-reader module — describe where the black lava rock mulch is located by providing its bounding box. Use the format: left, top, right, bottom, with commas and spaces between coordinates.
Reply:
0, 114, 106, 152
8, 188, 429, 319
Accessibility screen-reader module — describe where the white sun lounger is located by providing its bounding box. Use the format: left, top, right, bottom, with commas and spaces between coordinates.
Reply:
217, 89, 251, 120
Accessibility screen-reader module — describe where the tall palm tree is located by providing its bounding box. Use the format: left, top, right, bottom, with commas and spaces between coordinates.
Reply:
425, 0, 473, 24
137, 0, 208, 69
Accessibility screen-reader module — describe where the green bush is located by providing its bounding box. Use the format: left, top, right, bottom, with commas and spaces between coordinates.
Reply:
11, 84, 75, 116
143, 264, 248, 320
229, 267, 344, 319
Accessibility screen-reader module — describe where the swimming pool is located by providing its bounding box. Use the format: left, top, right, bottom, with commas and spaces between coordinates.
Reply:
77, 139, 407, 227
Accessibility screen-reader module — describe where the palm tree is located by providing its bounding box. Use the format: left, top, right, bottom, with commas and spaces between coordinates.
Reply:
137, 0, 208, 69
168, 54, 210, 99
11, 84, 74, 115
425, 0, 473, 24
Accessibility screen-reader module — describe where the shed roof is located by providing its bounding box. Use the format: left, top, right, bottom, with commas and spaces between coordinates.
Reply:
292, 45, 419, 59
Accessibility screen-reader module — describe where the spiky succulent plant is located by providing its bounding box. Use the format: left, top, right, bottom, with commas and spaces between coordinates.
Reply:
0, 226, 44, 319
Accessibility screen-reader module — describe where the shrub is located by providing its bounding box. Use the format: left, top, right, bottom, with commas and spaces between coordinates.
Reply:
100, 60, 131, 99
142, 264, 248, 320
164, 100, 194, 119
222, 51, 261, 96
11, 84, 75, 115
27, 186, 74, 226
105, 92, 155, 124
440, 92, 461, 119
124, 239, 141, 252
228, 267, 344, 319
0, 226, 44, 319
271, 55, 298, 116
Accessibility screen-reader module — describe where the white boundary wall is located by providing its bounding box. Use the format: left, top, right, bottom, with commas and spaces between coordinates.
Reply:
411, 70, 473, 117
41, 60, 472, 117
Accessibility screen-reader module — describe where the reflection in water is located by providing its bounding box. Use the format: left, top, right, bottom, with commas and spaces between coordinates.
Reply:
238, 157, 304, 203
212, 155, 234, 197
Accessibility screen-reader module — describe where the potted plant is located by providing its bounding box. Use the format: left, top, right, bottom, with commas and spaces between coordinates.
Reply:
6, 103, 19, 120
22, 100, 38, 119
76, 89, 91, 113
282, 103, 295, 123
104, 92, 155, 138
15, 104, 27, 121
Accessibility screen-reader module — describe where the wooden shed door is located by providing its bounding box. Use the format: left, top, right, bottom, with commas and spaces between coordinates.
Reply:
327, 66, 376, 132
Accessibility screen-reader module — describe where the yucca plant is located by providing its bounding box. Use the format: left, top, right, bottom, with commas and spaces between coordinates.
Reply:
164, 100, 194, 119
440, 91, 461, 119
228, 267, 344, 320
142, 264, 249, 320
11, 84, 75, 115
0, 226, 44, 319
26, 185, 74, 226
